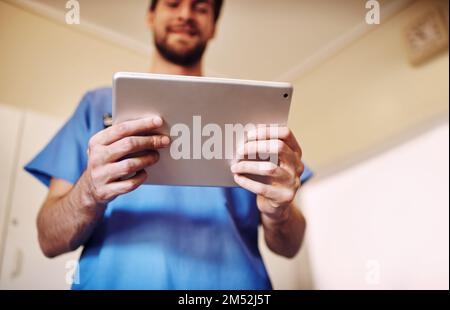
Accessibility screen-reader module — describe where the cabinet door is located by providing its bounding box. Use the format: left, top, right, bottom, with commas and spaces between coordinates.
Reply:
0, 109, 81, 289
0, 104, 23, 263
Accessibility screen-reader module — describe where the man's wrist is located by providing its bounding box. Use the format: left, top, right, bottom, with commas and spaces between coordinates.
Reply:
75, 172, 106, 215
261, 203, 293, 227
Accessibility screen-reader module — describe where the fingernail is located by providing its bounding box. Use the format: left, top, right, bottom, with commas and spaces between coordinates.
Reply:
161, 136, 170, 146
153, 116, 163, 126
230, 164, 237, 173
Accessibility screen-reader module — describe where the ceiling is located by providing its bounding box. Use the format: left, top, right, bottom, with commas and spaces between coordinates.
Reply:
15, 0, 408, 80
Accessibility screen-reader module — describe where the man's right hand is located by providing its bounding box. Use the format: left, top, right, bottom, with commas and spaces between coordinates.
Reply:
80, 116, 170, 206
36, 116, 170, 257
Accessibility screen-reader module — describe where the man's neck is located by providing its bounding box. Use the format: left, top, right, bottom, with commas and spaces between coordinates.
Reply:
150, 51, 203, 77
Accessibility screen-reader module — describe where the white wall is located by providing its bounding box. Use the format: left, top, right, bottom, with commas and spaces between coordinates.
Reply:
300, 121, 449, 290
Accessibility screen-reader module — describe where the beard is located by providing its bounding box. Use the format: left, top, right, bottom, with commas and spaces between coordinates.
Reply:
154, 32, 207, 67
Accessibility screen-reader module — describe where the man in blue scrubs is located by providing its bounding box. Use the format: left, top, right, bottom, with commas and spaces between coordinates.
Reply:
25, 0, 313, 289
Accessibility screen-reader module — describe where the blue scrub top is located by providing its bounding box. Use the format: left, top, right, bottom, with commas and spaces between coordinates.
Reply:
24, 88, 313, 290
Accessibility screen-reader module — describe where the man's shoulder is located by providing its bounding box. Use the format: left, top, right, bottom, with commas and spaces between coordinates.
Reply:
83, 86, 112, 109
76, 86, 112, 117
70, 87, 112, 132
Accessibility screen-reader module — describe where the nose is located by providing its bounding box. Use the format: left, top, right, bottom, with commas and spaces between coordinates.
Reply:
176, 2, 194, 22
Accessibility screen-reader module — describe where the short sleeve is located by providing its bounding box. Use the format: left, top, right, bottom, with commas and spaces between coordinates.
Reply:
24, 93, 93, 187
301, 163, 313, 184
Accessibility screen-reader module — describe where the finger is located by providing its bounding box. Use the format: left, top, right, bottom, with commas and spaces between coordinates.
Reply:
106, 135, 169, 162
230, 161, 285, 178
247, 126, 302, 155
104, 152, 159, 182
237, 139, 281, 159
237, 139, 301, 173
236, 139, 293, 161
106, 169, 148, 198
234, 174, 297, 205
233, 174, 282, 201
91, 116, 164, 146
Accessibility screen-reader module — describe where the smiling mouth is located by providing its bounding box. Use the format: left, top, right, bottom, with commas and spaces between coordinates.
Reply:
171, 31, 197, 39
171, 31, 196, 37
169, 25, 198, 37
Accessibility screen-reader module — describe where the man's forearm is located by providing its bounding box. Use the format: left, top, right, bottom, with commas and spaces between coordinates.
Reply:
261, 203, 306, 258
37, 173, 105, 258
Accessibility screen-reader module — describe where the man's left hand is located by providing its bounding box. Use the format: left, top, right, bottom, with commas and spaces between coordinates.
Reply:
230, 126, 304, 222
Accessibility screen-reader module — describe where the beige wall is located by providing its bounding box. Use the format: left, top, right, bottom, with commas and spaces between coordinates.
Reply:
0, 1, 149, 118
289, 0, 449, 173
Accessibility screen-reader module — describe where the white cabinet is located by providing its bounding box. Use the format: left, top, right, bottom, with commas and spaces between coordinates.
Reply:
0, 107, 81, 289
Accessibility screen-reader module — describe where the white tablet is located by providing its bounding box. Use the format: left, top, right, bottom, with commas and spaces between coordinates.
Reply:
113, 72, 293, 187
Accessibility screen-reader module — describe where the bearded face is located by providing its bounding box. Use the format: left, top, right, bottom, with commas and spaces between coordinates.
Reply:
149, 0, 216, 67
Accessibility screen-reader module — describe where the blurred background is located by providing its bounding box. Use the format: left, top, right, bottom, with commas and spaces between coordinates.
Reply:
0, 0, 448, 289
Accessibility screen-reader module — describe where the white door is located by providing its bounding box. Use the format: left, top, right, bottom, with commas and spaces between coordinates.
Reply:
0, 109, 81, 290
